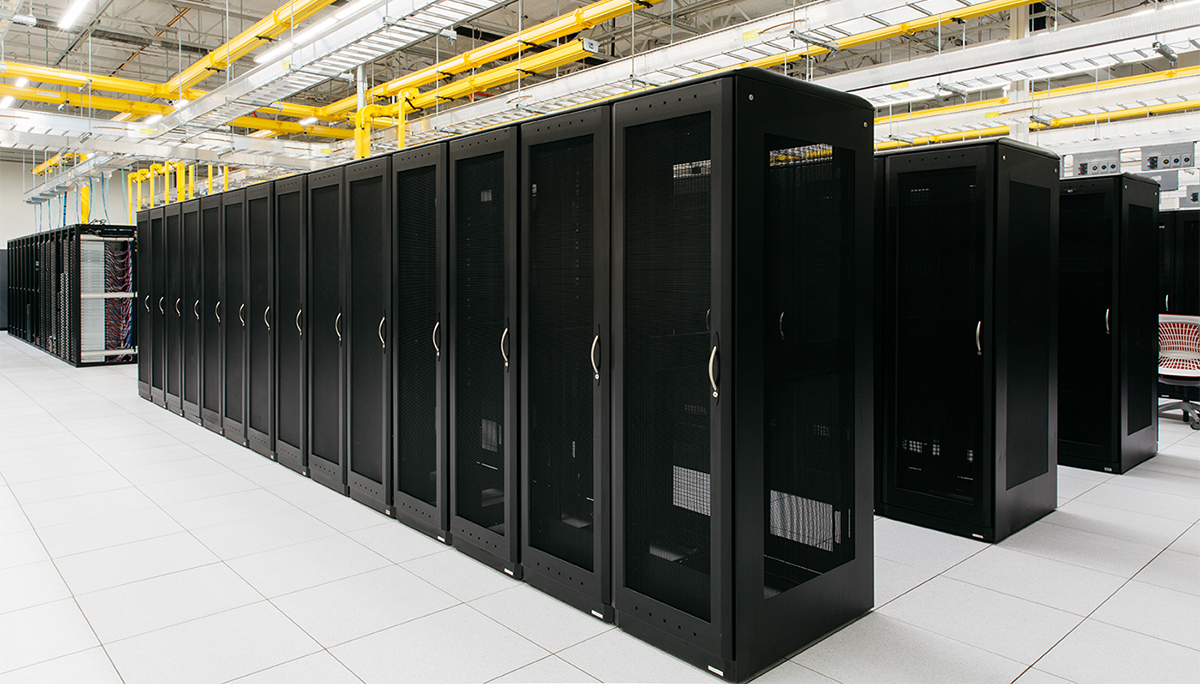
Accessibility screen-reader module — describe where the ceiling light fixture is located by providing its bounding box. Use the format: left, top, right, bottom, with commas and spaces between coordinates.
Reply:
0, 96, 14, 108
14, 77, 28, 88
58, 0, 92, 30
143, 114, 163, 124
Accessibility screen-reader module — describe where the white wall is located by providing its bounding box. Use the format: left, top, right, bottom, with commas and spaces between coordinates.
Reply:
0, 160, 134, 244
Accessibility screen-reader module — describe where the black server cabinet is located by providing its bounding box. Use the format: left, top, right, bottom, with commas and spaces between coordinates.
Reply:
182, 199, 202, 423
307, 167, 346, 493
449, 127, 520, 576
346, 157, 393, 514
1159, 209, 1200, 315
222, 190, 249, 446
201, 195, 224, 433
878, 138, 1058, 542
149, 207, 167, 407
611, 70, 874, 681
137, 210, 152, 399
519, 108, 612, 618
275, 175, 308, 474
165, 203, 184, 414
1059, 175, 1158, 473
392, 144, 450, 540
246, 183, 275, 458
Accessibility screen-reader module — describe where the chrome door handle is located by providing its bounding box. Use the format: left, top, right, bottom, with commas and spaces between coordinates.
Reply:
1105, 308, 1111, 334
238, 303, 245, 327
175, 298, 181, 316
144, 294, 151, 312
1166, 294, 1170, 311
264, 306, 271, 331
335, 312, 342, 342
158, 296, 164, 314
591, 333, 600, 380
215, 301, 221, 323
378, 316, 386, 350
500, 327, 509, 368
779, 312, 785, 341
295, 309, 302, 335
193, 300, 199, 320
975, 321, 982, 356
708, 343, 719, 399
432, 321, 440, 357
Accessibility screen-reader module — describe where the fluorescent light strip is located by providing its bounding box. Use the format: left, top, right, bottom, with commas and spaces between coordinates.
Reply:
58, 0, 91, 29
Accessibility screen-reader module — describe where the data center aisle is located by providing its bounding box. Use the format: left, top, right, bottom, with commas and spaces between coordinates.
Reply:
1, 333, 1197, 684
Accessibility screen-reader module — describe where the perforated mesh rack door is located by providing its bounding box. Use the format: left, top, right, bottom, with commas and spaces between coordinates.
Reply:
453, 150, 508, 533
166, 207, 183, 408
183, 203, 202, 413
761, 137, 856, 598
222, 193, 246, 438
247, 187, 273, 452
150, 209, 165, 402
525, 133, 597, 573
395, 162, 440, 507
622, 111, 714, 622
275, 178, 306, 468
308, 170, 344, 485
201, 201, 223, 426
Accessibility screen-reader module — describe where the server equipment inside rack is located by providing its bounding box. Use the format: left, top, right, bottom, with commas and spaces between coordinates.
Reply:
1157, 208, 1200, 406
275, 175, 308, 475
520, 107, 613, 619
877, 138, 1058, 543
182, 200, 202, 424
307, 167, 346, 494
449, 126, 521, 577
222, 190, 249, 446
10, 224, 136, 369
201, 195, 224, 433
346, 157, 393, 514
1059, 174, 1159, 473
165, 203, 184, 414
611, 69, 874, 681
392, 143, 450, 541
246, 183, 275, 458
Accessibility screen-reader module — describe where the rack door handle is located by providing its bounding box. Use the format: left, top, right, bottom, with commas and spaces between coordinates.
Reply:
238, 304, 245, 327
432, 321, 440, 357
708, 343, 720, 399
295, 309, 303, 336
193, 300, 199, 320
264, 306, 271, 332
144, 294, 151, 312
158, 296, 164, 314
175, 298, 181, 316
215, 301, 221, 323
500, 327, 509, 368
779, 311, 785, 341
378, 316, 386, 350
590, 333, 600, 381
1105, 308, 1111, 334
335, 312, 342, 342
1166, 294, 1170, 311
975, 321, 982, 356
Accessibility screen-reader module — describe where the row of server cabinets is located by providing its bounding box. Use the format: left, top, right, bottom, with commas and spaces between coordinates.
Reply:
873, 141, 1163, 544
136, 68, 875, 682
1157, 209, 1200, 406
7, 224, 137, 366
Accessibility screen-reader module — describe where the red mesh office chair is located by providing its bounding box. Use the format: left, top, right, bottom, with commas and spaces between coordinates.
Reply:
1159, 315, 1200, 430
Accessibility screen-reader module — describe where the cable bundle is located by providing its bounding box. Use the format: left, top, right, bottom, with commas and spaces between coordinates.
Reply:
104, 241, 135, 362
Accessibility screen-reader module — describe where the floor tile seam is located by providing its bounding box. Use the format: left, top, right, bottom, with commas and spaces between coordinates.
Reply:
870, 563, 943, 611
462, 599, 559, 656
65, 559, 228, 598
18, 491, 165, 531
1085, 614, 1200, 653
0, 463, 129, 488
96, 598, 285, 648
306, 600, 467, 651
861, 610, 1035, 668
217, 651, 367, 684
0, 643, 103, 677
173, 513, 342, 562
43, 523, 194, 563
5, 469, 136, 502
242, 549, 398, 601
1020, 518, 1176, 557
483, 654, 568, 684
43, 546, 130, 684
1094, 473, 1200, 499
933, 569, 1108, 618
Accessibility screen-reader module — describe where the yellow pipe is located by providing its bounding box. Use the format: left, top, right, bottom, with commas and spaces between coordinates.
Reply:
135, 170, 144, 210
162, 0, 340, 95
876, 97, 1010, 125
188, 165, 195, 200
127, 172, 135, 222
80, 184, 90, 223
176, 163, 186, 203
355, 104, 383, 159
396, 91, 414, 150
230, 115, 354, 139
32, 152, 86, 175
208, 165, 213, 194
223, 167, 229, 192
321, 0, 664, 118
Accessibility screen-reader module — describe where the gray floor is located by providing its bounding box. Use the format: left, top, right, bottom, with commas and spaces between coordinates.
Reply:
1, 333, 1197, 684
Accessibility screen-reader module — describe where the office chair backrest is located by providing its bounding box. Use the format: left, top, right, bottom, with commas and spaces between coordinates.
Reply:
1159, 314, 1200, 378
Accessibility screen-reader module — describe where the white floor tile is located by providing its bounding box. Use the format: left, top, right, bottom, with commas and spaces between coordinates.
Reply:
271, 565, 458, 647
18, 486, 157, 529
491, 655, 601, 683
471, 584, 613, 653
267, 480, 349, 509
998, 520, 1163, 578
227, 651, 365, 684
1034, 619, 1200, 684
237, 463, 309, 488
138, 470, 260, 506
54, 531, 220, 594
99, 443, 207, 469
35, 507, 183, 558
1011, 667, 1077, 684
401, 548, 522, 602
558, 628, 720, 683
160, 488, 296, 530
331, 604, 548, 684
0, 454, 114, 485
1134, 549, 1200, 596
85, 431, 184, 456
1090, 580, 1200, 650
119, 456, 230, 486
0, 599, 100, 673
1057, 474, 1102, 501
0, 486, 15, 509
877, 576, 1082, 664
7, 469, 132, 505
76, 563, 262, 642
187, 508, 338, 560
303, 496, 393, 532
1115, 466, 1200, 500
1171, 523, 1200, 555
346, 520, 451, 564
873, 517, 988, 574
747, 660, 838, 684
103, 601, 321, 684
0, 443, 98, 469
1074, 481, 1200, 523
791, 612, 1027, 684
224, 533, 389, 598
943, 546, 1127, 616
874, 556, 936, 608
0, 530, 50, 569
1040, 499, 1193, 548
0, 505, 31, 535
0, 647, 123, 684
0, 559, 72, 613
